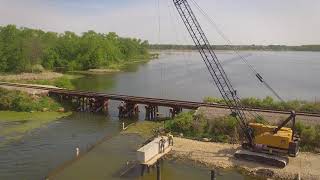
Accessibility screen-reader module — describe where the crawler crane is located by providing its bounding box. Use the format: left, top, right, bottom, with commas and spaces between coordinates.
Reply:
173, 0, 299, 168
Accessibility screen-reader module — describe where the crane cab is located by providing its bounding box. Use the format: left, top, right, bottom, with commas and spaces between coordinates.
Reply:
249, 123, 299, 157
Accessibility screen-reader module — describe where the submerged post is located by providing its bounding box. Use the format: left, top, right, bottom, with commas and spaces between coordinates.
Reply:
156, 160, 161, 180
141, 164, 145, 176
211, 170, 216, 180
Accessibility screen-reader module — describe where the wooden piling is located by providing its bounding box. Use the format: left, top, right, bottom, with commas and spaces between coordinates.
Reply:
145, 105, 150, 120
82, 97, 85, 112
103, 99, 109, 112
141, 164, 145, 176
156, 160, 161, 180
211, 170, 216, 180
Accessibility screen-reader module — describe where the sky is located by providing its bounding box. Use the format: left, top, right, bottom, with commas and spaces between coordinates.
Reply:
0, 0, 319, 45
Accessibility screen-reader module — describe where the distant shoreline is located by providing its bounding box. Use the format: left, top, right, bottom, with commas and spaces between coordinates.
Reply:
149, 44, 320, 52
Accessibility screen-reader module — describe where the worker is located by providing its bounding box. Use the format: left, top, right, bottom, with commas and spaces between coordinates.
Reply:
168, 133, 174, 146
159, 137, 166, 153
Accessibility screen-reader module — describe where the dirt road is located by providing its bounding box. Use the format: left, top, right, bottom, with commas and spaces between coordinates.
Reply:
197, 107, 320, 125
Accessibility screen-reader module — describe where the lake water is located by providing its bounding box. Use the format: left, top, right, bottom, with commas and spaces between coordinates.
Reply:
0, 50, 319, 180
73, 50, 320, 101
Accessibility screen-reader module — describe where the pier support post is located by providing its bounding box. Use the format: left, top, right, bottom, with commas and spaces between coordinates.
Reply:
150, 106, 154, 120
118, 101, 125, 118
118, 102, 139, 118
103, 99, 109, 112
82, 97, 85, 112
170, 107, 183, 119
145, 105, 150, 120
145, 105, 159, 121
141, 164, 145, 176
211, 170, 216, 180
156, 160, 161, 180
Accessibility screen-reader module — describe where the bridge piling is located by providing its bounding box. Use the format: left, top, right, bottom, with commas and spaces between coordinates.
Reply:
103, 99, 109, 112
118, 102, 139, 118
145, 105, 159, 121
145, 105, 150, 120
170, 107, 182, 119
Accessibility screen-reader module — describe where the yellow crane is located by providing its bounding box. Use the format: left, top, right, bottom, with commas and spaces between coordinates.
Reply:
172, 0, 299, 168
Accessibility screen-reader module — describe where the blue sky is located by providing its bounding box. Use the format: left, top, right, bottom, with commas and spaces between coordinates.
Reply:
0, 0, 319, 45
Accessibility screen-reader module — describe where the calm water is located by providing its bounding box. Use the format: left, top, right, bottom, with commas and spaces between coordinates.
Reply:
52, 134, 255, 180
73, 50, 320, 101
0, 50, 319, 180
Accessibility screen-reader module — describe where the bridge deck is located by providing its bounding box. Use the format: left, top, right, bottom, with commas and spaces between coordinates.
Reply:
1, 81, 319, 117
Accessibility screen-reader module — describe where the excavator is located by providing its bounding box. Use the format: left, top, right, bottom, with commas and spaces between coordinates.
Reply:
172, 0, 299, 168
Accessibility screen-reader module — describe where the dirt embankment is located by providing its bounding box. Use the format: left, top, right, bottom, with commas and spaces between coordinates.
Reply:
0, 72, 63, 81
171, 137, 320, 180
0, 72, 63, 95
0, 83, 61, 95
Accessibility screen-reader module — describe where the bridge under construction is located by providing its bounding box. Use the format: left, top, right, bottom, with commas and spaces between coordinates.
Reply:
1, 82, 319, 121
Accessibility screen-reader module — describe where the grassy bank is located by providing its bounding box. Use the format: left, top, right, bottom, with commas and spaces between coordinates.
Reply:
165, 111, 239, 143
0, 111, 71, 145
6, 74, 81, 89
165, 111, 320, 152
22, 74, 81, 89
204, 96, 320, 113
0, 87, 72, 145
122, 121, 163, 138
70, 58, 151, 75
0, 88, 64, 112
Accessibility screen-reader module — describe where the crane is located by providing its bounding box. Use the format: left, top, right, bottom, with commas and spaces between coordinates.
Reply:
173, 0, 299, 168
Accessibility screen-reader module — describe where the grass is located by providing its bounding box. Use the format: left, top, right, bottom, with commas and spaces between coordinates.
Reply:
69, 59, 151, 75
0, 87, 72, 145
122, 121, 164, 138
165, 111, 320, 152
165, 111, 239, 143
0, 88, 64, 112
0, 111, 71, 145
295, 122, 320, 152
2, 73, 81, 89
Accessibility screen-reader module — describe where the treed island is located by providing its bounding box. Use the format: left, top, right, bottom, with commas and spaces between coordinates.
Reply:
0, 25, 151, 144
1, 25, 320, 154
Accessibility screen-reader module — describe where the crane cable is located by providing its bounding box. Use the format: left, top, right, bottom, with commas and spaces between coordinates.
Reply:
167, 1, 197, 91
187, 0, 265, 120
169, 0, 259, 121
156, 0, 165, 98
189, 0, 285, 103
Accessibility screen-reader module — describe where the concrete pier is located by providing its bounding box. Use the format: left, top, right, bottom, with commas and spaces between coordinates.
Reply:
137, 136, 173, 177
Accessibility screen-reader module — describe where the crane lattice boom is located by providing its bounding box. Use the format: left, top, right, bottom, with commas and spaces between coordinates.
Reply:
173, 0, 253, 144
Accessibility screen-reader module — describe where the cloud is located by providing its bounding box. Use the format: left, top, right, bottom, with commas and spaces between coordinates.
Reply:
0, 0, 319, 45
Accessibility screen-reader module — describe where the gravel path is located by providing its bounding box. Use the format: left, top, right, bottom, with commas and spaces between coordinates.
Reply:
171, 137, 320, 180
197, 107, 320, 125
0, 83, 61, 95
0, 72, 63, 81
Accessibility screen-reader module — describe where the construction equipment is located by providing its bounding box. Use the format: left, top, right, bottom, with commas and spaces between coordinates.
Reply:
172, 0, 299, 168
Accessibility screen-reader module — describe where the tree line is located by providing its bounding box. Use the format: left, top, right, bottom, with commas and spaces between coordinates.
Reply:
0, 25, 150, 73
150, 44, 320, 51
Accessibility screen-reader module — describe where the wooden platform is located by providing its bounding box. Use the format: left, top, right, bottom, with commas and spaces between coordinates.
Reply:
137, 136, 172, 166
143, 146, 172, 166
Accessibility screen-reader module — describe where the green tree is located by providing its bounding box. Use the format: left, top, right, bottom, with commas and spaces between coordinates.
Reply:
0, 25, 150, 73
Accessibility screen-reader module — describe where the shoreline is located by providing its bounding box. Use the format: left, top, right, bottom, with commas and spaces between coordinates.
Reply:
68, 58, 153, 75
171, 137, 320, 180
122, 121, 320, 180
0, 111, 71, 146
